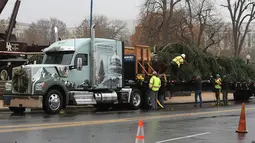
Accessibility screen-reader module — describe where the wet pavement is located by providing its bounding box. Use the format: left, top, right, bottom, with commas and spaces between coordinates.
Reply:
0, 101, 254, 143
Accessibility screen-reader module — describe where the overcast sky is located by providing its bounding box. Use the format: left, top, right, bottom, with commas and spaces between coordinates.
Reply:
0, 0, 231, 30
0, 0, 143, 27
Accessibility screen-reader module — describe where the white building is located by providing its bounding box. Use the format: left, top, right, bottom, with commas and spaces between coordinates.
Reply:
13, 22, 30, 38
1, 20, 76, 37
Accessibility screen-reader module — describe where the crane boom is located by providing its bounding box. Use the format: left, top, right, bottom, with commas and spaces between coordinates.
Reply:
5, 0, 21, 42
0, 0, 8, 14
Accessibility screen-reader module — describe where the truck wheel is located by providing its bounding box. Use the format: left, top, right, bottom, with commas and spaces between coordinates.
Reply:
9, 107, 25, 114
43, 89, 63, 114
130, 89, 142, 110
242, 90, 251, 101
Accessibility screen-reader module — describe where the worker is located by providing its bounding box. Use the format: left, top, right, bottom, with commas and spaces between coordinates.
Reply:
169, 54, 186, 79
158, 74, 166, 108
214, 74, 222, 106
222, 75, 230, 106
149, 71, 161, 110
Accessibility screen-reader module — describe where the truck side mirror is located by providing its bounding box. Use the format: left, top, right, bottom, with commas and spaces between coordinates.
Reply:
77, 58, 83, 71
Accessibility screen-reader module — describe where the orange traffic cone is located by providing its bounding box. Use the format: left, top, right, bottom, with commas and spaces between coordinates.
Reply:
135, 120, 145, 143
236, 103, 248, 133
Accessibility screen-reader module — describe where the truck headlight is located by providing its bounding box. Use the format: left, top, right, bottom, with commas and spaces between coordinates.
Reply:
35, 82, 46, 91
5, 83, 12, 91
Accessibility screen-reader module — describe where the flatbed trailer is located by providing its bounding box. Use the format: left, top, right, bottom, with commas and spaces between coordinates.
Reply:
123, 46, 255, 103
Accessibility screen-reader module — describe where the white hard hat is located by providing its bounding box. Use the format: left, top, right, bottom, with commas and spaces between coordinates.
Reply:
153, 71, 157, 75
181, 54, 186, 58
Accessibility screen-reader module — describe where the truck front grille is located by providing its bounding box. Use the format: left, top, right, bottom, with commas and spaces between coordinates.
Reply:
12, 67, 31, 94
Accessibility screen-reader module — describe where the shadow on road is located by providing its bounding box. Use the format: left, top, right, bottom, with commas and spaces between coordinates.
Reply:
2, 99, 254, 120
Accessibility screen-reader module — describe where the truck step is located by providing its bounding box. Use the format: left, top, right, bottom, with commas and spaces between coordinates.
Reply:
70, 91, 97, 105
0, 80, 6, 89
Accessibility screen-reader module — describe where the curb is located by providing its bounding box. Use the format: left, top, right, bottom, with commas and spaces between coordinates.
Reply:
0, 105, 95, 112
0, 100, 234, 112
165, 99, 234, 105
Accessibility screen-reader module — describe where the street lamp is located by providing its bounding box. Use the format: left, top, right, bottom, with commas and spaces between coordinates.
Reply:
90, 0, 93, 37
246, 54, 251, 64
54, 26, 58, 42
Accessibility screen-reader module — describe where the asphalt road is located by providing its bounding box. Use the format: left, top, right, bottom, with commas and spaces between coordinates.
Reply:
0, 101, 254, 143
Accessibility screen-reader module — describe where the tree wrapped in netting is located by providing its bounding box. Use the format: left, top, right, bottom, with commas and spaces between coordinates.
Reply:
151, 44, 255, 81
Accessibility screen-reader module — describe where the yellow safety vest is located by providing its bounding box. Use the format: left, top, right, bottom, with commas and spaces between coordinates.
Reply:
149, 75, 161, 91
215, 78, 222, 89
172, 56, 184, 68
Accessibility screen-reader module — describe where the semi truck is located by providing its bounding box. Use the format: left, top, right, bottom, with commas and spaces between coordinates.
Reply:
2, 26, 154, 114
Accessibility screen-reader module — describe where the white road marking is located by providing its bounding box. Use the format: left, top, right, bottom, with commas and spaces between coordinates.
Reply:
155, 132, 211, 143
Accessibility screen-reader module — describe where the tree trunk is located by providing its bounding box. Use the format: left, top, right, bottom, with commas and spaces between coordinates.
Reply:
162, 0, 168, 45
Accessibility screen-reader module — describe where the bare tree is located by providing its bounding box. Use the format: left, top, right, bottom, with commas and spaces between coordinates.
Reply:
75, 15, 130, 44
180, 0, 226, 51
202, 18, 227, 52
222, 0, 255, 57
143, 0, 181, 45
23, 18, 69, 45
134, 11, 163, 46
132, 0, 226, 52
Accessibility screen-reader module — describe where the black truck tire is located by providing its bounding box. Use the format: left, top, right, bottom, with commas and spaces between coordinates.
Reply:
129, 89, 142, 110
43, 89, 63, 114
9, 107, 25, 114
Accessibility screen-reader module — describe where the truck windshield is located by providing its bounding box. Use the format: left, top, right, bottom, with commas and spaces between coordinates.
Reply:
42, 51, 74, 65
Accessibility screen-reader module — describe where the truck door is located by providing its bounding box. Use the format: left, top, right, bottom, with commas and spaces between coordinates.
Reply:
68, 53, 90, 87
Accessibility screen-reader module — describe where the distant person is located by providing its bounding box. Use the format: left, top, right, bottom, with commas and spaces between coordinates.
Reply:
165, 75, 172, 99
222, 75, 230, 106
158, 74, 166, 108
149, 71, 161, 110
194, 75, 203, 107
214, 74, 222, 106
169, 54, 186, 80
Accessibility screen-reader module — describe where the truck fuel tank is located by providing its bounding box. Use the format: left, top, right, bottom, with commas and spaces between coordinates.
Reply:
94, 92, 118, 103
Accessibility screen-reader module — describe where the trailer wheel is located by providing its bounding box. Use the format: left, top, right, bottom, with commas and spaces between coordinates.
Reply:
130, 89, 142, 110
43, 89, 63, 114
0, 70, 8, 80
9, 107, 25, 114
234, 90, 251, 102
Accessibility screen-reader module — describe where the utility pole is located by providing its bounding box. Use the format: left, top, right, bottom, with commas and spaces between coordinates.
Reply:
90, 0, 93, 37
